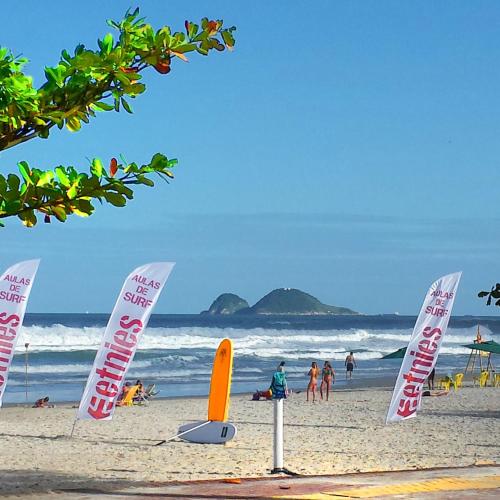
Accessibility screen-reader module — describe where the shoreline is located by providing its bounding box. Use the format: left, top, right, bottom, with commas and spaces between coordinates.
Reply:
2, 373, 398, 408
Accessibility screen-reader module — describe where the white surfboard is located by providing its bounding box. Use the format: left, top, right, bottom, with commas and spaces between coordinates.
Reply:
178, 420, 237, 444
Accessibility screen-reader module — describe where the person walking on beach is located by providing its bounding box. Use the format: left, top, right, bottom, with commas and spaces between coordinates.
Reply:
307, 362, 319, 402
345, 352, 356, 380
320, 361, 335, 401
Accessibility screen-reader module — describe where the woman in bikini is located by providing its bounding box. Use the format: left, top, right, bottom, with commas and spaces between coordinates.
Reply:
307, 362, 319, 402
320, 361, 335, 401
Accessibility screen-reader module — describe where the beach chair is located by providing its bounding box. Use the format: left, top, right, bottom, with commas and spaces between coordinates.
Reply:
494, 374, 500, 388
473, 371, 489, 388
438, 376, 454, 391
133, 384, 159, 406
116, 385, 139, 407
454, 373, 464, 390
144, 384, 159, 399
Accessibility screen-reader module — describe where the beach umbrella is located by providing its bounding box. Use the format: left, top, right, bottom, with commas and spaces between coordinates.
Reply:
461, 340, 500, 354
381, 347, 407, 359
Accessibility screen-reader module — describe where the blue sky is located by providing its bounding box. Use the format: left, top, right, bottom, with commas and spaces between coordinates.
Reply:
1, 1, 499, 314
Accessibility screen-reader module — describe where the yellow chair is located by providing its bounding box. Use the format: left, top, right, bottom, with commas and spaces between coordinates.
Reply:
116, 385, 139, 407
493, 373, 500, 388
454, 373, 464, 390
438, 376, 454, 391
473, 371, 489, 388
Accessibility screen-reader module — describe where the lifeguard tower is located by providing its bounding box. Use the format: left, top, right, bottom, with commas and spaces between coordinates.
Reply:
463, 327, 499, 384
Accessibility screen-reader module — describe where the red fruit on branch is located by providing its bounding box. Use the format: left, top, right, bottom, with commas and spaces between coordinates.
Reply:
185, 20, 190, 32
154, 61, 171, 74
109, 158, 118, 177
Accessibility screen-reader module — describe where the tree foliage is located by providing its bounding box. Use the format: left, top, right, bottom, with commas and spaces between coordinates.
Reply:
0, 8, 235, 226
478, 284, 500, 307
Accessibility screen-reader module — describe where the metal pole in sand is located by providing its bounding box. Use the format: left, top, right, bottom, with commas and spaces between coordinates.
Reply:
70, 419, 78, 438
24, 342, 29, 403
272, 398, 284, 473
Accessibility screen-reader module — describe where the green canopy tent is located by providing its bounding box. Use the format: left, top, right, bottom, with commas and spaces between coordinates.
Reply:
462, 340, 499, 375
381, 347, 407, 359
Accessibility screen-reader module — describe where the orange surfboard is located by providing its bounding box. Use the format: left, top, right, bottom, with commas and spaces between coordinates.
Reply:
207, 338, 233, 422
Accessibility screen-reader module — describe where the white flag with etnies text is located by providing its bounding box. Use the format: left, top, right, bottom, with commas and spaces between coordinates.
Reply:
386, 272, 461, 423
77, 262, 174, 421
0, 259, 40, 407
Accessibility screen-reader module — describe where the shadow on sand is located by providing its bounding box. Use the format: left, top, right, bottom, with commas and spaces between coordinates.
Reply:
424, 410, 500, 419
0, 469, 278, 499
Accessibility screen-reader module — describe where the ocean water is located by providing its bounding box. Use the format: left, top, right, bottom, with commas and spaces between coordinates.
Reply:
4, 314, 499, 404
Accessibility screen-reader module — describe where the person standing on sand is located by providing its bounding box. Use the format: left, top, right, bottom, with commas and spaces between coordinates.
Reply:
427, 367, 435, 390
320, 361, 335, 401
307, 362, 319, 402
345, 352, 356, 380
270, 363, 287, 399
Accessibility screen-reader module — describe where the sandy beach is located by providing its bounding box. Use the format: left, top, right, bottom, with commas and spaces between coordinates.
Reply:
0, 384, 498, 496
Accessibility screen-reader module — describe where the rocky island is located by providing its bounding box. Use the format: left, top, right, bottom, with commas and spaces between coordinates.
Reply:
202, 293, 249, 315
202, 288, 358, 315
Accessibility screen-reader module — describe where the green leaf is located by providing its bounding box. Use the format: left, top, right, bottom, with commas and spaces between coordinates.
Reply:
91, 101, 115, 111
103, 192, 126, 207
101, 33, 114, 54
17, 161, 32, 184
115, 71, 132, 86
52, 205, 67, 222
139, 176, 154, 187
66, 116, 81, 132
7, 175, 20, 192
55, 167, 71, 187
91, 158, 103, 178
70, 199, 94, 217
61, 49, 72, 62
36, 171, 54, 187
221, 30, 235, 48
149, 153, 168, 170
121, 97, 133, 114
67, 183, 79, 199
174, 43, 197, 54
19, 210, 37, 227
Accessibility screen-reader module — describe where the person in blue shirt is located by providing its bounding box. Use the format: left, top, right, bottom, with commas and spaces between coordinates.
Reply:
270, 362, 288, 399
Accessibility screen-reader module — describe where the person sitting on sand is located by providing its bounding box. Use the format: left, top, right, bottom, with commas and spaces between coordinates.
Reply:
252, 389, 272, 401
345, 352, 356, 380
320, 361, 335, 401
307, 362, 319, 402
117, 382, 131, 404
33, 396, 54, 408
133, 379, 146, 402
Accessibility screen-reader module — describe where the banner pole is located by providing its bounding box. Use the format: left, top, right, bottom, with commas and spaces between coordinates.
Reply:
24, 342, 29, 404
70, 418, 78, 438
